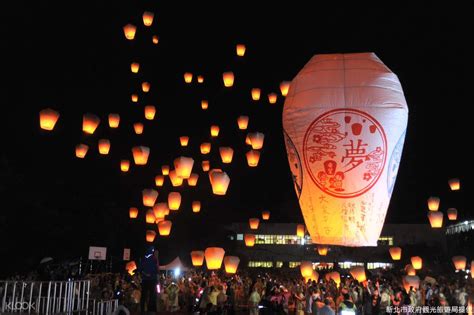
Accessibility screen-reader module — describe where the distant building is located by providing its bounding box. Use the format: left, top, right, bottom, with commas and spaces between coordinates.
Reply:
445, 220, 474, 257
226, 222, 447, 270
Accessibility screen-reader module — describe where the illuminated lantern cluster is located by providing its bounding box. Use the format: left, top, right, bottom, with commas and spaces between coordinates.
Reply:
121, 160, 130, 172
75, 144, 89, 158
411, 256, 422, 270
132, 146, 150, 165
168, 192, 182, 210
249, 218, 260, 230
82, 113, 100, 134
129, 207, 139, 219
448, 178, 460, 191
144, 106, 156, 120
389, 247, 402, 260
39, 108, 60, 131
219, 147, 234, 163
158, 220, 172, 236
108, 113, 120, 128
236, 44, 246, 57
123, 24, 137, 40
447, 208, 458, 220
204, 247, 225, 270
251, 88, 261, 101
244, 234, 256, 247
224, 256, 240, 274
209, 169, 230, 195
349, 266, 366, 282
143, 189, 159, 207
98, 139, 111, 155
223, 72, 234, 87
191, 251, 205, 266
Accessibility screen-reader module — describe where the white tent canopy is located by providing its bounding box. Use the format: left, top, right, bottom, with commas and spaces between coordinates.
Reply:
159, 257, 189, 271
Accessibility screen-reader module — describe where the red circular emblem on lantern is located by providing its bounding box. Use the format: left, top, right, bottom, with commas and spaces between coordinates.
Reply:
303, 108, 387, 198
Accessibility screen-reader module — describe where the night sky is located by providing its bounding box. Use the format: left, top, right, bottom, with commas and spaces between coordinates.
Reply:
1, 2, 471, 275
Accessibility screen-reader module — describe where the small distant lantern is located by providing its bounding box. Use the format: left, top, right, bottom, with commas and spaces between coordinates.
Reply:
155, 175, 164, 187
132, 146, 150, 165
129, 207, 139, 219
249, 218, 260, 230
447, 208, 458, 220
192, 201, 201, 213
187, 173, 199, 186
325, 272, 341, 286
236, 44, 246, 57
162, 165, 170, 176
197, 75, 204, 83
180, 136, 189, 147
210, 125, 220, 137
428, 211, 443, 228
158, 220, 172, 236
251, 88, 261, 101
200, 142, 211, 154
405, 264, 416, 276
237, 116, 249, 130
184, 72, 193, 83
123, 24, 136, 40
168, 170, 184, 187
146, 230, 156, 242
300, 261, 313, 278
350, 266, 367, 282
201, 100, 209, 110
202, 161, 210, 172
75, 144, 89, 158
223, 72, 234, 87
317, 245, 328, 256
168, 192, 182, 210
248, 132, 265, 149
152, 35, 159, 44
153, 203, 168, 220
174, 156, 194, 179
219, 147, 234, 164
125, 261, 137, 275
280, 81, 291, 97
209, 169, 230, 195
224, 256, 240, 274
296, 224, 305, 237
142, 82, 151, 93
98, 139, 111, 155
246, 150, 261, 167
452, 256, 467, 270
142, 11, 154, 26
145, 209, 156, 224
427, 196, 440, 211
389, 247, 402, 260
402, 275, 420, 293
131, 94, 138, 103
244, 234, 256, 247
131, 62, 140, 73
448, 178, 460, 191
39, 108, 60, 131
82, 113, 100, 135
142, 189, 158, 207
133, 123, 144, 135
471, 260, 474, 278
411, 256, 422, 270
108, 113, 120, 128
204, 247, 225, 270
191, 251, 205, 266
120, 160, 130, 172
268, 93, 277, 104
262, 210, 270, 220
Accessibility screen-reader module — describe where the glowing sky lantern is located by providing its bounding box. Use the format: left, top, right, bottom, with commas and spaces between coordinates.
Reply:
98, 139, 111, 155
248, 132, 264, 149
142, 82, 151, 93
325, 271, 340, 286
402, 276, 420, 293
169, 170, 184, 187
131, 62, 140, 73
452, 256, 466, 270
202, 161, 210, 172
146, 230, 156, 242
153, 203, 168, 220
296, 224, 305, 237
129, 207, 138, 219
39, 108, 60, 131
145, 209, 156, 224
262, 210, 270, 220
187, 173, 199, 186
132, 146, 150, 165
251, 88, 261, 101
75, 144, 88, 158
244, 234, 256, 247
197, 75, 204, 83
82, 113, 100, 134
280, 81, 291, 97
447, 208, 457, 220
204, 247, 225, 270
237, 116, 249, 130
184, 72, 193, 83
246, 150, 260, 167
249, 218, 260, 230
219, 147, 234, 163
142, 11, 154, 26
300, 261, 313, 278
268, 93, 277, 104
428, 211, 443, 228
200, 142, 211, 154
448, 178, 460, 191
223, 72, 234, 87
201, 100, 209, 110
224, 256, 240, 274
108, 113, 120, 128
350, 266, 366, 282
168, 192, 182, 210
411, 256, 422, 270
317, 245, 328, 256
152, 35, 159, 44
236, 44, 246, 57
192, 201, 201, 213
405, 264, 416, 276
133, 123, 144, 135
143, 189, 158, 207
131, 94, 138, 103
389, 247, 402, 260
283, 53, 409, 247
123, 24, 136, 40
427, 196, 440, 211
162, 165, 170, 176
209, 169, 230, 195
180, 136, 189, 147
210, 125, 220, 137
158, 220, 172, 236
191, 251, 205, 266
120, 160, 130, 172
174, 156, 194, 179
125, 261, 137, 275
155, 175, 164, 187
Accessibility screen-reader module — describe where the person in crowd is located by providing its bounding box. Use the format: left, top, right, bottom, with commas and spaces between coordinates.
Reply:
137, 246, 159, 313
249, 285, 261, 315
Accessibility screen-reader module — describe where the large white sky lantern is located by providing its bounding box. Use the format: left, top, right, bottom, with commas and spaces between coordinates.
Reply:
283, 53, 408, 247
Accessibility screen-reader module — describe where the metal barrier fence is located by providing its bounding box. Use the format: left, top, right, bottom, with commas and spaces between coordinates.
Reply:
0, 280, 118, 314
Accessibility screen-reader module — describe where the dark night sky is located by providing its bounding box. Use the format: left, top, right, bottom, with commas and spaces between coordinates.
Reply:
1, 1, 472, 275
